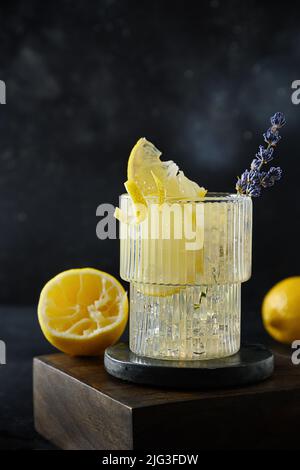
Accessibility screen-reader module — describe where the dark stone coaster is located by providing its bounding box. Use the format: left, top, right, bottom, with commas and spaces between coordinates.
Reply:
104, 343, 274, 389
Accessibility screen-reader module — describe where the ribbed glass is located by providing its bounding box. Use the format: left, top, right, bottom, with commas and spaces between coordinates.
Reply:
130, 283, 241, 360
119, 193, 252, 360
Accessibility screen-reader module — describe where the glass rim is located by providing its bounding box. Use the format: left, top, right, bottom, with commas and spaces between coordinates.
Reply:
120, 191, 251, 203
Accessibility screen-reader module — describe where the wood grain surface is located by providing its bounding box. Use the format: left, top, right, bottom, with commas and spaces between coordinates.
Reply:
33, 349, 300, 450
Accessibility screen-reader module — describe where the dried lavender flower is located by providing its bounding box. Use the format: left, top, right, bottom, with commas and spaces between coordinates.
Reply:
263, 128, 281, 146
270, 112, 286, 128
236, 169, 260, 196
256, 145, 274, 163
247, 184, 262, 197
260, 167, 283, 188
250, 146, 274, 170
236, 112, 285, 197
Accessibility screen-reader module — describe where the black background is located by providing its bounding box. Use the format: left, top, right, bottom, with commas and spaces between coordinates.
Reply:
0, 0, 300, 452
0, 0, 299, 313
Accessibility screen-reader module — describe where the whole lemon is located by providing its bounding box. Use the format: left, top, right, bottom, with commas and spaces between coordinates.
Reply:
262, 276, 300, 344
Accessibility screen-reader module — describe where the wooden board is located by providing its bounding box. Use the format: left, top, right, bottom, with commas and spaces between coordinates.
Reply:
33, 349, 300, 450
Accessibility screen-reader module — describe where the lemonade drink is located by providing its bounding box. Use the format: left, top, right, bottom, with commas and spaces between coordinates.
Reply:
117, 138, 252, 360
119, 192, 252, 360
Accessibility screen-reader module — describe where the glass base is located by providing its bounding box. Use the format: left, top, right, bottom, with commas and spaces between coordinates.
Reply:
129, 283, 241, 360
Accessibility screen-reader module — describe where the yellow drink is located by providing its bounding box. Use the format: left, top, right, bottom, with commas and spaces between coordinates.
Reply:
120, 193, 252, 360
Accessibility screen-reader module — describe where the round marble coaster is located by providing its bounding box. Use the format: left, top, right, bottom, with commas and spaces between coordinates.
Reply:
104, 343, 274, 389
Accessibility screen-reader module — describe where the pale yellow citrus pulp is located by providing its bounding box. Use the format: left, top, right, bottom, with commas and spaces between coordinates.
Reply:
38, 268, 128, 356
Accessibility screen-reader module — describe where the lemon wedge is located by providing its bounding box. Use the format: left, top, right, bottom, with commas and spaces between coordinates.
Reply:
124, 179, 148, 223
127, 137, 206, 199
116, 138, 206, 296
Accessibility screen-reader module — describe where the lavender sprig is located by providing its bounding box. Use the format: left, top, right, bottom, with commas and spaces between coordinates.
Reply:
236, 112, 286, 197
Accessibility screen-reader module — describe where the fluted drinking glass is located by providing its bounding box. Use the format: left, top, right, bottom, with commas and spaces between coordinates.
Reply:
119, 193, 252, 360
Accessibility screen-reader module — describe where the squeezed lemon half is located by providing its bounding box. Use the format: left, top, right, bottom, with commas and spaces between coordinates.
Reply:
38, 268, 128, 356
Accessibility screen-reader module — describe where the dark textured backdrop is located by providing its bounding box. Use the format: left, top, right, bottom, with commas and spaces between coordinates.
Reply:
0, 0, 299, 312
